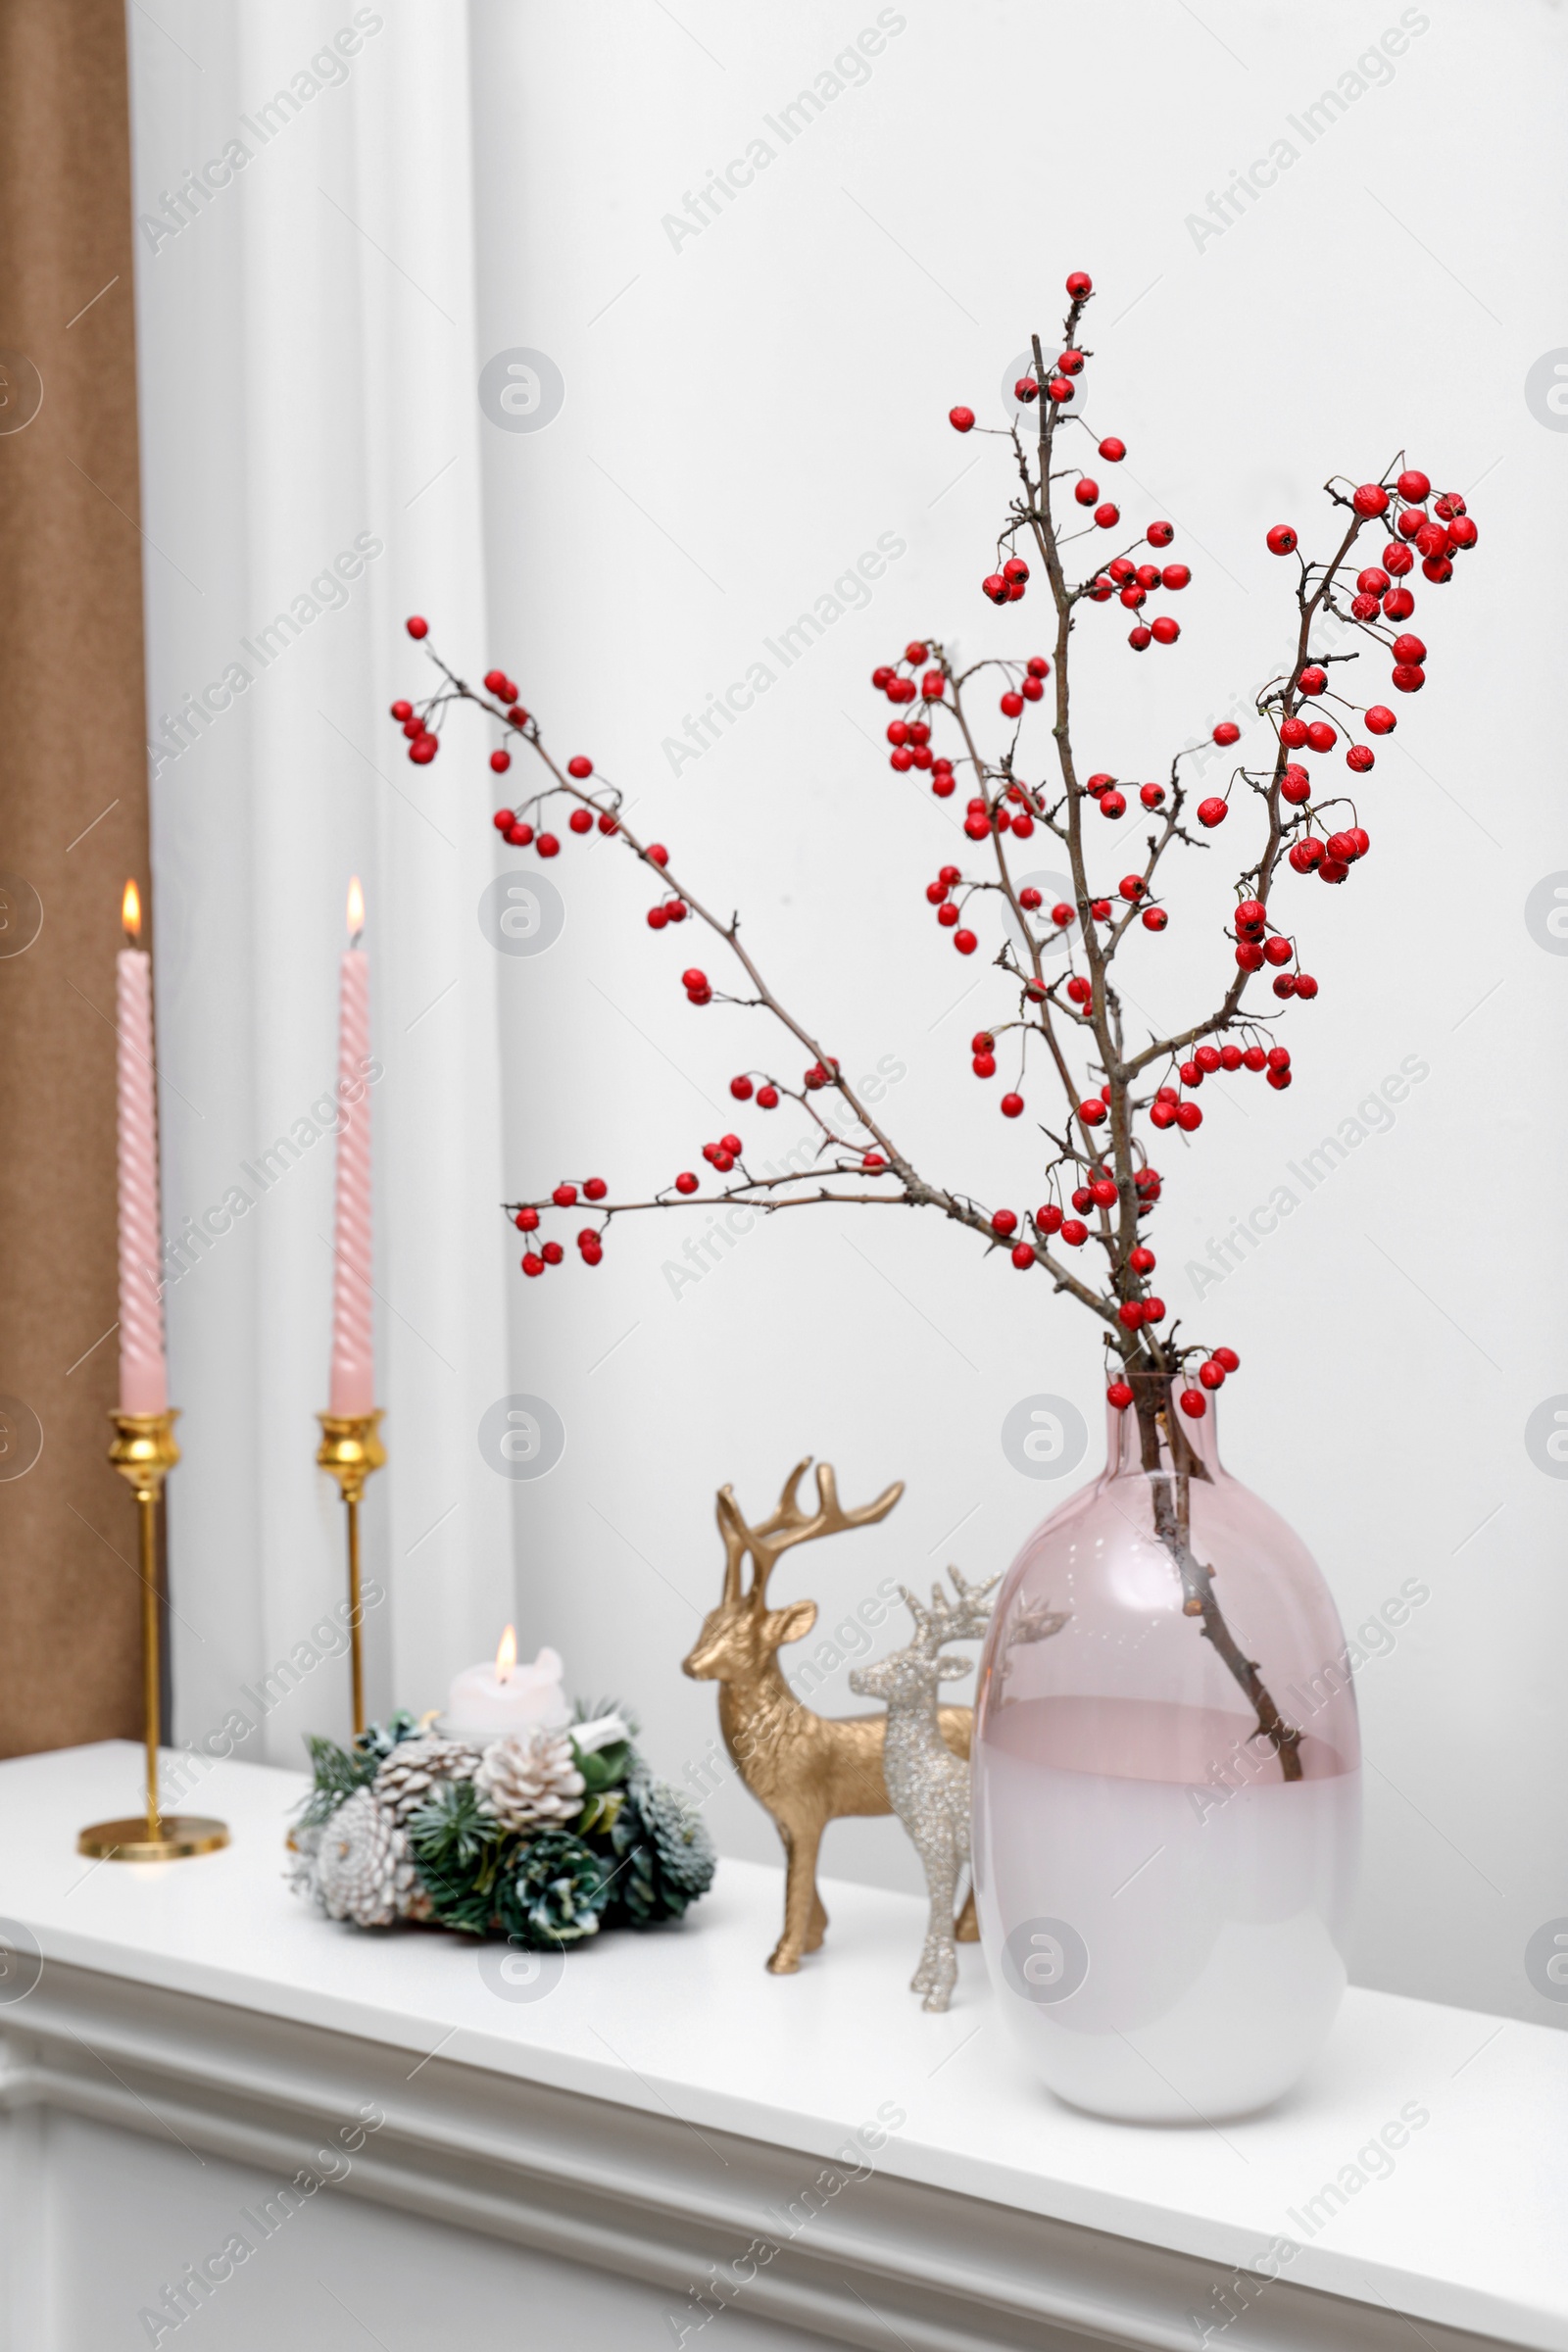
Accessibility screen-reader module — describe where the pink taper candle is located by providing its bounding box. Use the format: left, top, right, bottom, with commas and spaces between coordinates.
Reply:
329, 878, 375, 1416
116, 881, 169, 1414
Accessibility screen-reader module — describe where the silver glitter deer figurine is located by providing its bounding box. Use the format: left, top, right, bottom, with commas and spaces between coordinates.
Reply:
849, 1568, 1015, 2012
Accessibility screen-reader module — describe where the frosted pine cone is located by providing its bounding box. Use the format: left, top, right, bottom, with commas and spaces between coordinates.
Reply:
473, 1727, 584, 1834
315, 1788, 418, 1927
372, 1736, 483, 1825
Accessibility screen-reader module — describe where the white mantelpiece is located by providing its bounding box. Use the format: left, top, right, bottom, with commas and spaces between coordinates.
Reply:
0, 1743, 1562, 2352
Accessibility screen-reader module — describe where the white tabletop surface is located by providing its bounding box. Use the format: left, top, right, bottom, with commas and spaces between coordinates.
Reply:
2, 1741, 1563, 2349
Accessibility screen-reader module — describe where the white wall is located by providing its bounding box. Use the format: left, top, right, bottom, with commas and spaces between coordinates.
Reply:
467, 0, 1568, 2030
128, 0, 1568, 2030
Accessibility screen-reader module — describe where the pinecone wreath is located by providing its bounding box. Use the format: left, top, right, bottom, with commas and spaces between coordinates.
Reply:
314, 1787, 420, 1928
607, 1771, 716, 1927
473, 1728, 584, 1834
372, 1735, 484, 1825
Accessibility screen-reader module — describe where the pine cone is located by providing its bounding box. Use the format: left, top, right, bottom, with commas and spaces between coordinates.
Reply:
472, 1728, 584, 1834
640, 1775, 716, 1902
607, 1771, 715, 1926
372, 1736, 483, 1826
315, 1787, 418, 1927
499, 1830, 609, 1948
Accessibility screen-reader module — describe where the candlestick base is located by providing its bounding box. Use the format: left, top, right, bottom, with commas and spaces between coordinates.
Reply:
80, 1408, 230, 1861
317, 1409, 386, 1740
77, 1814, 230, 1861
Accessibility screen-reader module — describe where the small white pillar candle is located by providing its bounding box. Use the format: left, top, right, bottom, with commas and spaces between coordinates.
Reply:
445, 1628, 570, 1740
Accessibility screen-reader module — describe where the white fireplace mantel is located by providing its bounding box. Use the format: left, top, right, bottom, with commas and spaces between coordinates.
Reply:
0, 1742, 1562, 2352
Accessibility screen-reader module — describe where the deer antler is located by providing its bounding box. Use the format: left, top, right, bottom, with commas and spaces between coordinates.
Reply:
914, 1564, 1001, 1651
714, 1457, 905, 1605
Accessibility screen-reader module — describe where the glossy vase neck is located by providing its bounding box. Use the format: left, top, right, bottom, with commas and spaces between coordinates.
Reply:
1104, 1371, 1222, 1481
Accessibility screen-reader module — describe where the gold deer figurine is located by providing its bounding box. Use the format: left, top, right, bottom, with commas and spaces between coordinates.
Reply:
682, 1458, 977, 1974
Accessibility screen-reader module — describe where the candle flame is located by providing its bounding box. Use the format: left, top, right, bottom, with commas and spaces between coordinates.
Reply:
346, 875, 365, 940
122, 878, 141, 944
495, 1623, 516, 1684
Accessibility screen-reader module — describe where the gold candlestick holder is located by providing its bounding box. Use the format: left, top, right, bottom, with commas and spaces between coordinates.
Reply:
78, 1409, 230, 1861
316, 1409, 386, 1739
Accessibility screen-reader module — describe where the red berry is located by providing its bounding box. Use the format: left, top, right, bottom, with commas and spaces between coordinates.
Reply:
1117, 1300, 1145, 1330
1295, 973, 1319, 999
1219, 1045, 1243, 1071
730, 1075, 754, 1101
1197, 797, 1228, 828
1140, 782, 1166, 808
1199, 1359, 1226, 1390
1047, 377, 1074, 405
492, 807, 514, 832
1448, 514, 1478, 549
490, 749, 512, 774
598, 812, 618, 836
1162, 564, 1191, 591
1143, 1296, 1165, 1322
1060, 1218, 1088, 1247
1392, 662, 1425, 694
541, 1241, 564, 1265
757, 1086, 779, 1109
922, 669, 946, 700
1014, 374, 1040, 404
1003, 558, 1030, 585
1075, 478, 1099, 506
992, 1207, 1019, 1236
681, 967, 707, 991
1101, 789, 1127, 816
1118, 874, 1145, 901
949, 406, 975, 432
1130, 1246, 1155, 1273
1266, 1046, 1290, 1069
1179, 1389, 1207, 1418
1079, 1098, 1106, 1125
506, 822, 533, 848
1150, 615, 1179, 646
1057, 348, 1085, 376
1175, 1102, 1202, 1131
1095, 504, 1120, 529
1001, 691, 1024, 718
568, 808, 592, 834
1347, 744, 1374, 773
1392, 632, 1427, 663
972, 1054, 997, 1078
1382, 586, 1415, 620
1107, 1379, 1134, 1410
674, 1172, 699, 1195
410, 735, 437, 764
406, 614, 428, 639
1266, 1064, 1293, 1089
955, 929, 978, 956
514, 1205, 539, 1232
1066, 270, 1093, 297
937, 904, 960, 928
521, 1251, 544, 1277
1066, 976, 1092, 1005
536, 831, 560, 858
1280, 716, 1308, 750
1396, 508, 1427, 541
1263, 936, 1293, 967
509, 705, 528, 725
1236, 941, 1265, 970
566, 755, 593, 779
1365, 705, 1396, 735
1000, 1092, 1024, 1117
648, 844, 669, 865
1266, 524, 1298, 556
1037, 1202, 1064, 1234
1351, 483, 1390, 517
1305, 721, 1336, 753
1010, 1243, 1036, 1270
982, 573, 1007, 604
1212, 721, 1241, 747
1396, 469, 1431, 503
1298, 665, 1327, 696
390, 699, 414, 722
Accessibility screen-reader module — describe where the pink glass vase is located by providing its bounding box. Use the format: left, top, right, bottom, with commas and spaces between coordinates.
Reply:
972, 1375, 1360, 2121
